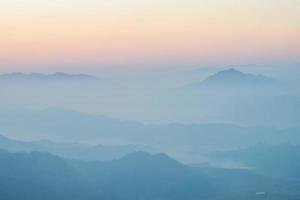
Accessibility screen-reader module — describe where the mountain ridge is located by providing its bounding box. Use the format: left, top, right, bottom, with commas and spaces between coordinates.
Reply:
0, 72, 99, 81
193, 68, 281, 88
0, 133, 155, 161
0, 148, 216, 200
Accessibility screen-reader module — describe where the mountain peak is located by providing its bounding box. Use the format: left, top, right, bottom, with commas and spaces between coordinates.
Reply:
210, 68, 251, 78
198, 68, 280, 88
221, 68, 242, 74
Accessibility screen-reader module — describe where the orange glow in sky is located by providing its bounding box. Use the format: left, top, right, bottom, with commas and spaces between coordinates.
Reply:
0, 0, 299, 70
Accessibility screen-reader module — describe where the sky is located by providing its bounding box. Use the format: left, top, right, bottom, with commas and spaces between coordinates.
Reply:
0, 0, 299, 71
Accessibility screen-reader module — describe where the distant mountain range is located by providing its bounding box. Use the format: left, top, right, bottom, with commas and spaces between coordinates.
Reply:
0, 72, 99, 81
0, 148, 299, 200
0, 134, 155, 161
0, 149, 215, 200
191, 68, 282, 90
1, 108, 300, 162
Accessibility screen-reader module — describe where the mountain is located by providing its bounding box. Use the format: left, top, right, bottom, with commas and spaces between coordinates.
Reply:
200, 68, 280, 87
0, 149, 86, 200
190, 68, 283, 95
0, 72, 99, 82
0, 134, 155, 161
1, 108, 300, 163
0, 149, 299, 200
0, 149, 215, 200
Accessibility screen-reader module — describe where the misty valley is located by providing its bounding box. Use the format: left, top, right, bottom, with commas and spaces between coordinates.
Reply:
1, 0, 300, 198
0, 67, 300, 199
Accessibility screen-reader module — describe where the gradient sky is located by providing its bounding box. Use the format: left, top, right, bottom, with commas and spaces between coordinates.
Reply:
0, 0, 299, 71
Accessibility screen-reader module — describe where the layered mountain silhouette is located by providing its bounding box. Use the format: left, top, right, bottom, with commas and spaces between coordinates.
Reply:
0, 149, 215, 200
0, 72, 99, 82
1, 108, 300, 154
0, 148, 299, 200
0, 134, 155, 161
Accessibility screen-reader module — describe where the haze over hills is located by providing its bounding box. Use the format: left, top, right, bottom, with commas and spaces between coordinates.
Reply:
170, 68, 300, 126
0, 149, 216, 200
1, 0, 299, 198
0, 67, 299, 199
1, 108, 300, 163
209, 144, 300, 179
0, 68, 298, 125
0, 148, 299, 200
0, 72, 99, 82
0, 134, 155, 161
